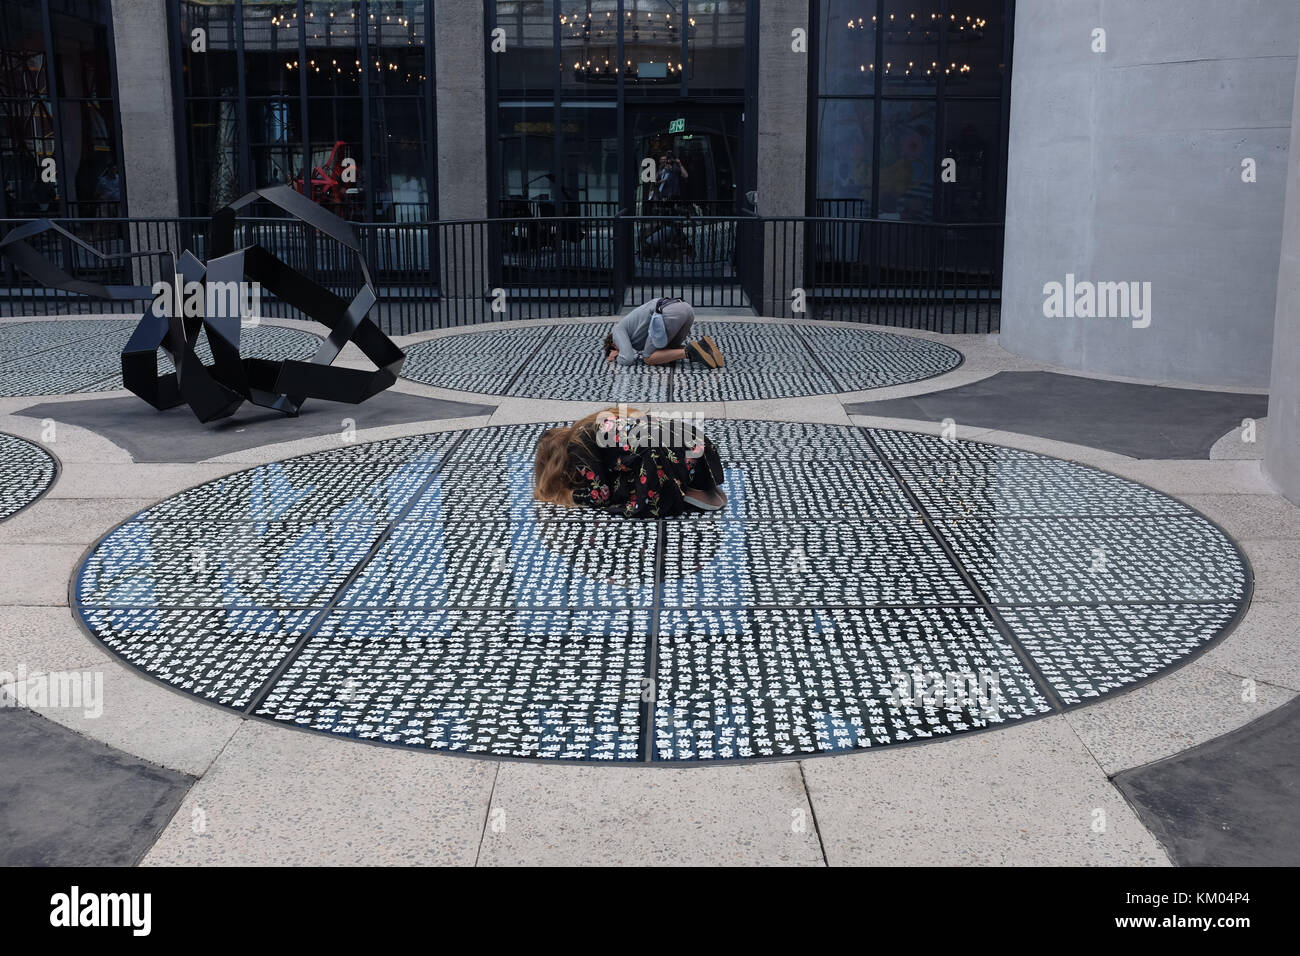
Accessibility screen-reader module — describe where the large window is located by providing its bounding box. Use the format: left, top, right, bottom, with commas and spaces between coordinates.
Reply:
173, 0, 433, 220
491, 1, 751, 216
0, 0, 126, 218
812, 0, 1011, 222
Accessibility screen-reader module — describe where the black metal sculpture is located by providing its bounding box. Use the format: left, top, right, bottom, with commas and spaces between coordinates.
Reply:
0, 219, 165, 299
0, 185, 405, 423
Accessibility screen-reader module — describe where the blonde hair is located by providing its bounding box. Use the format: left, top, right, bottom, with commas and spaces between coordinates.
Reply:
533, 407, 643, 507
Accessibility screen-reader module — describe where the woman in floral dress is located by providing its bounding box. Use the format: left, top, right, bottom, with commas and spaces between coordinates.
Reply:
533, 407, 727, 518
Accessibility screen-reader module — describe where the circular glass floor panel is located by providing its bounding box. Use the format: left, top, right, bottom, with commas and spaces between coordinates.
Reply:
73, 421, 1250, 763
0, 432, 57, 520
401, 321, 963, 401
0, 320, 322, 397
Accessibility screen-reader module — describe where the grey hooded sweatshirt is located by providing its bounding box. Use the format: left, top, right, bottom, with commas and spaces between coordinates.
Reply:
610, 298, 695, 366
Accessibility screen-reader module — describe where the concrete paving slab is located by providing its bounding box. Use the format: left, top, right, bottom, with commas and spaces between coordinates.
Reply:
478, 762, 823, 866
1241, 539, 1300, 603
724, 396, 853, 423
0, 412, 133, 464
486, 399, 611, 425
1101, 459, 1274, 496
848, 414, 995, 442
801, 716, 1170, 866
0, 497, 156, 545
834, 365, 1001, 405
16, 390, 494, 464
41, 462, 238, 499
201, 413, 495, 465
0, 605, 109, 673
1211, 418, 1267, 460
142, 722, 495, 866
1179, 493, 1300, 541
0, 544, 86, 605
1064, 662, 1295, 775
1199, 602, 1300, 691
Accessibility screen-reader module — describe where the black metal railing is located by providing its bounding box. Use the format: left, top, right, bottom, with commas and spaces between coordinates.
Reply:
796, 216, 1002, 333
1, 213, 1002, 335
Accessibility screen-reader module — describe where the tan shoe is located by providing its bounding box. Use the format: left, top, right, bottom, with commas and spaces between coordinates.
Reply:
684, 340, 720, 368
699, 335, 725, 367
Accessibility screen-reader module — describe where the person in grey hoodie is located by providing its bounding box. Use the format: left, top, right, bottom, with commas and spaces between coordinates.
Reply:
604, 297, 725, 368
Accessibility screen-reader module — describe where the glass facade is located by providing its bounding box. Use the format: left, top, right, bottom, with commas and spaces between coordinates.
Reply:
812, 0, 1011, 222
490, 1, 751, 217
172, 0, 433, 220
0, 0, 126, 218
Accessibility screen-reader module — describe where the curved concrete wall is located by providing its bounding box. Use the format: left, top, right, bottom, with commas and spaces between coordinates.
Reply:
1000, 0, 1299, 387
1264, 35, 1300, 505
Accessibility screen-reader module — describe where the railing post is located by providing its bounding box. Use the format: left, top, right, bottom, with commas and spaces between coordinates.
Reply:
760, 217, 801, 318
613, 209, 631, 312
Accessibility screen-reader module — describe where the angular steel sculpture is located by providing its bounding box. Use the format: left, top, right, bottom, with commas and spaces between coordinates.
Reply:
0, 219, 165, 299
0, 185, 405, 423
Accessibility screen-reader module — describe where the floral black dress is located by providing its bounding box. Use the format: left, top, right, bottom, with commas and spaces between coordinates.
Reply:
568, 414, 725, 519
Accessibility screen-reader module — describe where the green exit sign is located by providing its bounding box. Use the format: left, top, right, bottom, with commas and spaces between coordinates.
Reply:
668, 117, 686, 133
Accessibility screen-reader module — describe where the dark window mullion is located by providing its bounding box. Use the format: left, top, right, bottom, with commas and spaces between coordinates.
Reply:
870, 0, 883, 218
233, 0, 251, 195
360, 0, 374, 221
101, 0, 129, 216
167, 0, 192, 216
552, 0, 562, 194
616, 0, 625, 214
39, 0, 71, 217
935, 0, 948, 221
298, 0, 310, 210
425, 0, 436, 220
680, 0, 688, 98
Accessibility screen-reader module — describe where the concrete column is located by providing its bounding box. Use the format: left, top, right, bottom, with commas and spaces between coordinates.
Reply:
999, 0, 1299, 387
111, 0, 181, 218
1264, 37, 1300, 504
434, 0, 488, 221
756, 0, 808, 317
433, 0, 489, 321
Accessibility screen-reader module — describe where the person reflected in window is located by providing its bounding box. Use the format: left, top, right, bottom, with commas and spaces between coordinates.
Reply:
657, 152, 688, 206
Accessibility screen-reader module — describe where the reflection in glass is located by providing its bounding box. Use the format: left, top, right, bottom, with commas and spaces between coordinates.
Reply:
174, 0, 431, 220
814, 0, 1008, 225
496, 0, 554, 94
878, 99, 934, 221
941, 99, 999, 222
943, 0, 1003, 96
0, 0, 125, 217
818, 0, 876, 97
881, 0, 938, 93
815, 99, 873, 217
686, 0, 747, 92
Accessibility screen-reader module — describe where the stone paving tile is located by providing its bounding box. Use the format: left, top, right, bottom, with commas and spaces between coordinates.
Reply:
801, 716, 1171, 866
142, 721, 494, 866
1062, 662, 1296, 775
479, 761, 823, 866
